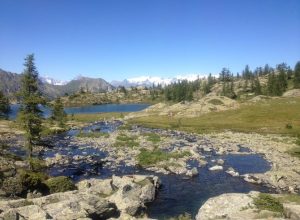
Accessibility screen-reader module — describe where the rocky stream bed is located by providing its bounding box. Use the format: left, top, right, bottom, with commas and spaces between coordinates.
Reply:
1, 120, 300, 219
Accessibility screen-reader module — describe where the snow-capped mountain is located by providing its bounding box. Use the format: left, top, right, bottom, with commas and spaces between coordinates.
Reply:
40, 76, 69, 86
111, 74, 202, 88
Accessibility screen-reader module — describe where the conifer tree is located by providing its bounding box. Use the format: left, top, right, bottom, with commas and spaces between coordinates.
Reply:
51, 97, 67, 127
294, 61, 300, 89
18, 54, 45, 165
0, 91, 10, 119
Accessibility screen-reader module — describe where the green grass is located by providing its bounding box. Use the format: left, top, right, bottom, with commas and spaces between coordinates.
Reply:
76, 131, 110, 138
113, 133, 139, 148
253, 193, 284, 214
143, 133, 161, 143
278, 194, 300, 204
70, 112, 127, 123
137, 148, 191, 167
129, 97, 300, 135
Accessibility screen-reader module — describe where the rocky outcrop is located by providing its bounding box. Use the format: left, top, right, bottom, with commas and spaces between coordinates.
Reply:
196, 192, 300, 220
0, 175, 159, 220
196, 192, 258, 220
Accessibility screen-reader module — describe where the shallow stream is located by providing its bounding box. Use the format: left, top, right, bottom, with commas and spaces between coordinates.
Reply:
9, 121, 274, 219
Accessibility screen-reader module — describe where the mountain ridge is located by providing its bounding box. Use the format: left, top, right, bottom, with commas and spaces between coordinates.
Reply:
0, 69, 113, 99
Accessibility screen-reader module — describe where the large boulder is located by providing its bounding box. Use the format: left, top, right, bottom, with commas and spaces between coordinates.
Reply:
196, 192, 258, 220
1, 205, 50, 220
109, 175, 158, 216
0, 175, 159, 219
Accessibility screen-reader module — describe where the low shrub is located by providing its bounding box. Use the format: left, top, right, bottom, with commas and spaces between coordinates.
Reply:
1, 176, 24, 196
253, 193, 284, 214
114, 133, 139, 148
137, 149, 191, 167
19, 170, 47, 191
45, 176, 76, 194
29, 158, 46, 172
144, 133, 161, 143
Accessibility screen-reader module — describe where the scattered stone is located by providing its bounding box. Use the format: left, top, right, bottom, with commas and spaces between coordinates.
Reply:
209, 165, 223, 171
243, 174, 262, 184
226, 167, 239, 177
217, 159, 224, 165
186, 167, 199, 177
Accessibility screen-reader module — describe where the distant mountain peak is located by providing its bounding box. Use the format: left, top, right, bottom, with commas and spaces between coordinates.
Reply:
111, 74, 202, 87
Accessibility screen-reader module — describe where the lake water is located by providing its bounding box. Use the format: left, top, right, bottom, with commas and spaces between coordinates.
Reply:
8, 103, 149, 119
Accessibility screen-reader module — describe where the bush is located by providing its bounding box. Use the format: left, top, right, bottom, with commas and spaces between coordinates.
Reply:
19, 170, 47, 191
1, 176, 24, 196
253, 193, 284, 214
45, 176, 76, 194
29, 158, 46, 172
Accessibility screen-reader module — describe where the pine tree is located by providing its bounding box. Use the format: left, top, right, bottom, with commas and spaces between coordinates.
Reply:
277, 63, 288, 93
294, 61, 300, 89
253, 77, 262, 95
51, 97, 67, 127
18, 54, 45, 166
0, 91, 10, 119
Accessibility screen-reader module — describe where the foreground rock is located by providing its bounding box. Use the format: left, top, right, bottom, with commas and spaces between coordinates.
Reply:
196, 192, 300, 220
0, 175, 159, 220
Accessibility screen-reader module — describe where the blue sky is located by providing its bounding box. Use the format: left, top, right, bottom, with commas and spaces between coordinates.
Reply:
0, 0, 299, 82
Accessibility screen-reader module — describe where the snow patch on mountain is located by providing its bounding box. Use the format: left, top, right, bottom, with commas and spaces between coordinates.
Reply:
40, 76, 68, 86
111, 74, 203, 87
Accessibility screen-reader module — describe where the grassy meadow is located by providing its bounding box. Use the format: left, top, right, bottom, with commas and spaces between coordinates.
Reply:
128, 97, 300, 136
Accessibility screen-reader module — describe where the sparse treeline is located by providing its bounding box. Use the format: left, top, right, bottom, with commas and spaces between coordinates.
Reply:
150, 61, 299, 102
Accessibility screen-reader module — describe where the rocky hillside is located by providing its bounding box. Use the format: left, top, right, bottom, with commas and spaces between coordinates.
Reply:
0, 69, 113, 99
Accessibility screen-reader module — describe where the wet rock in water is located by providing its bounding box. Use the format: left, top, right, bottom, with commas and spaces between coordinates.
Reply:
226, 167, 239, 177
242, 174, 262, 184
217, 159, 224, 165
209, 165, 223, 171
0, 175, 159, 219
186, 167, 199, 177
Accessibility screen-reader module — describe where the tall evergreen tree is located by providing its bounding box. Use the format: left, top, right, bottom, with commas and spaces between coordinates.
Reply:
18, 54, 45, 165
253, 77, 262, 95
276, 63, 288, 92
294, 61, 300, 89
0, 91, 10, 119
51, 97, 67, 127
